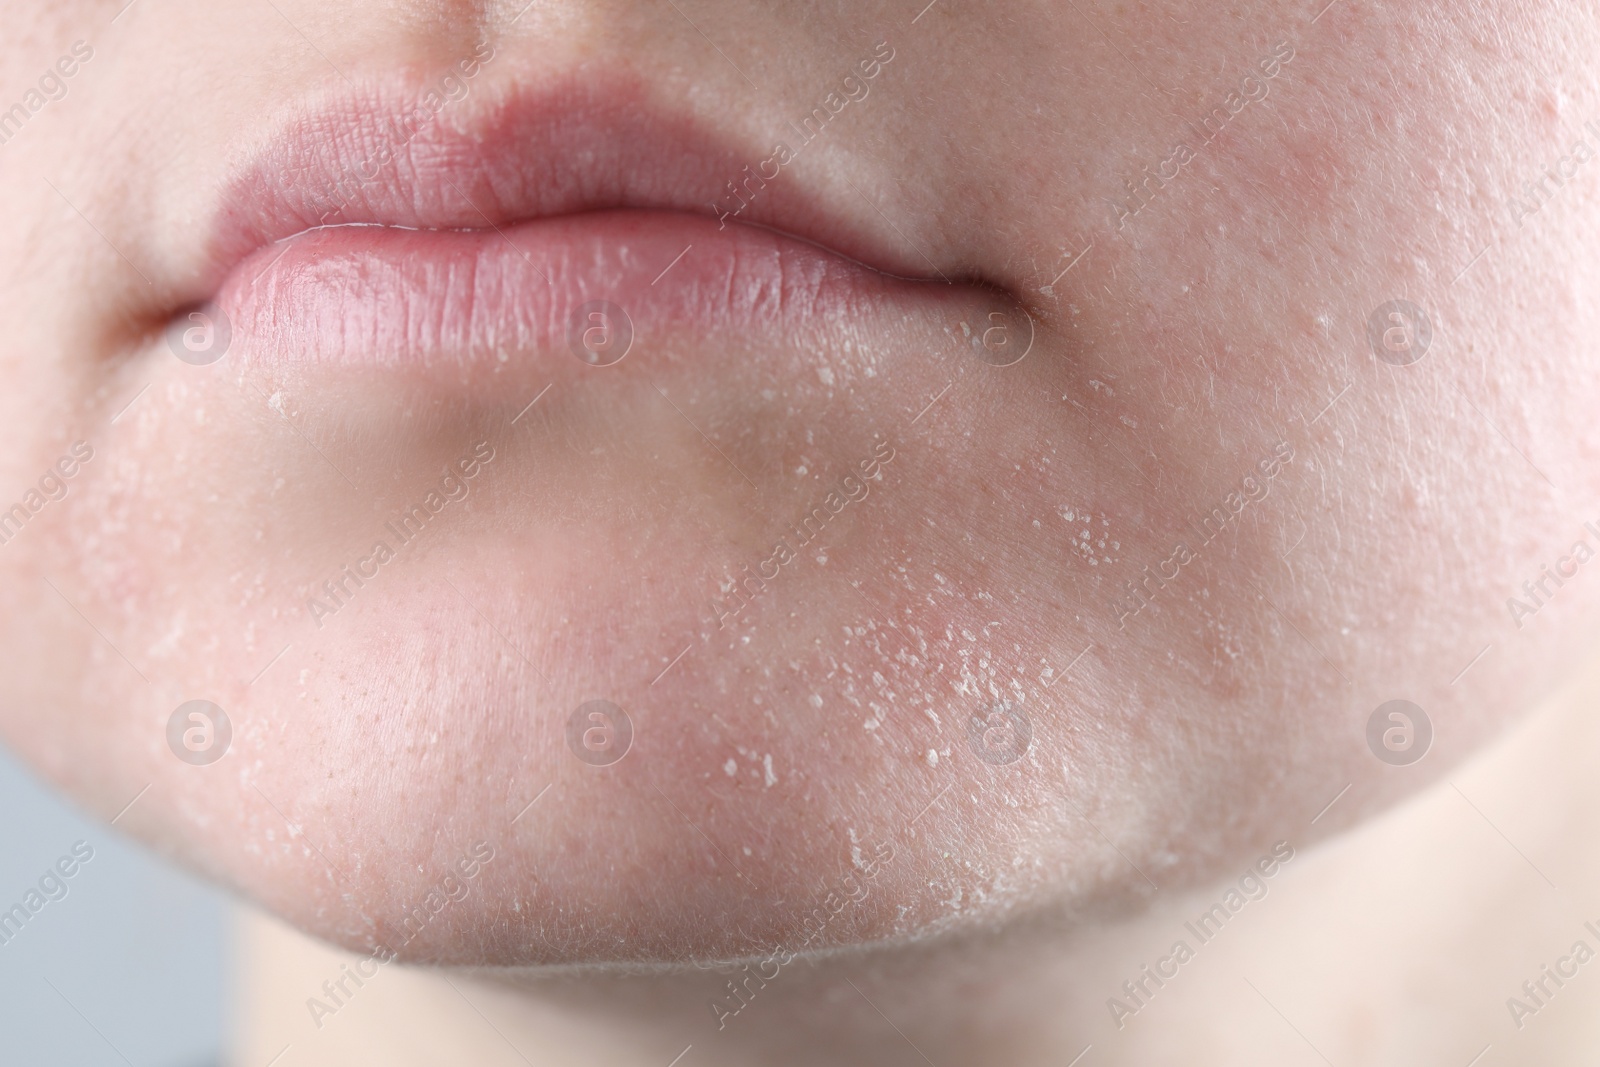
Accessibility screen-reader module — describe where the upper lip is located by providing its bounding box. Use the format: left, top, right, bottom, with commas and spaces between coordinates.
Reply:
202, 65, 953, 301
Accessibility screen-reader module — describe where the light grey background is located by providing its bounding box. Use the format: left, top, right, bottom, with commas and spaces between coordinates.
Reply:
0, 741, 228, 1066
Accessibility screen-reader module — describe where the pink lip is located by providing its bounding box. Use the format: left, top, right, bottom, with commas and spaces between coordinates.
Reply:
202, 71, 997, 376
223, 210, 963, 372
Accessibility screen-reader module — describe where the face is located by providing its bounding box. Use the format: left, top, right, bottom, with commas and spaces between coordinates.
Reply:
3, 0, 1598, 968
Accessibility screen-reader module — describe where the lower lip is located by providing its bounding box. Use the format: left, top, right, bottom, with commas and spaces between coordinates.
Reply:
215, 210, 995, 379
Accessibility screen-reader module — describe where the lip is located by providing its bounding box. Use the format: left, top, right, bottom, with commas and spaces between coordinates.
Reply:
199, 68, 1012, 377
212, 70, 943, 280
222, 210, 984, 374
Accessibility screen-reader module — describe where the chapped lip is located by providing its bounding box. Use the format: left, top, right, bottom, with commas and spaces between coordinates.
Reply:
196, 64, 1019, 375
205, 67, 957, 296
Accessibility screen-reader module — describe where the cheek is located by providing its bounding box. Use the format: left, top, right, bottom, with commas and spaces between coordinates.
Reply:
1024, 5, 1600, 874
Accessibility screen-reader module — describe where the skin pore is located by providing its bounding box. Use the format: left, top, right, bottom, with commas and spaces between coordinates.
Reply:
2, 0, 1600, 1063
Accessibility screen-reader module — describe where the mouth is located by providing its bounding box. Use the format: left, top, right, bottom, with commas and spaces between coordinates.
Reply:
85, 44, 1071, 966
134, 51, 1059, 965
196, 64, 1026, 381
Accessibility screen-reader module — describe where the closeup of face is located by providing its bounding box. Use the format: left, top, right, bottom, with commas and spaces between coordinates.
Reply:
2, 0, 1600, 978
